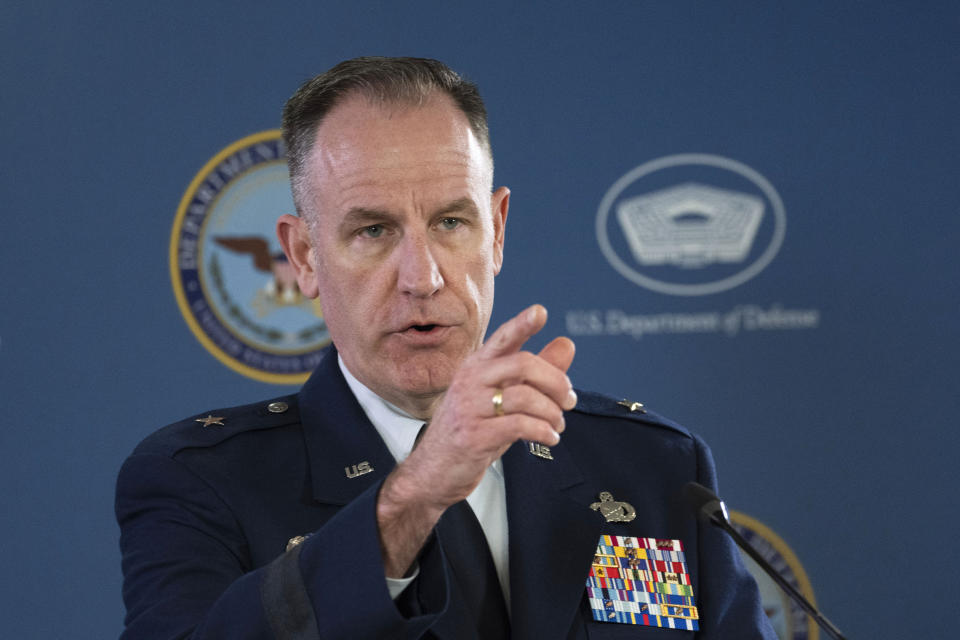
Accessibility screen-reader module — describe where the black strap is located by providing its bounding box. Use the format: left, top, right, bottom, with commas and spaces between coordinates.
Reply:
260, 542, 321, 639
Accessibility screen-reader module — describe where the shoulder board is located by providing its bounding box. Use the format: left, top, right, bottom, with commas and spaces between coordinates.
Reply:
132, 394, 301, 458
571, 389, 691, 439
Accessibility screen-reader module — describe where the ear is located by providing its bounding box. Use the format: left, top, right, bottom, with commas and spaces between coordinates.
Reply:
490, 186, 510, 275
276, 214, 320, 298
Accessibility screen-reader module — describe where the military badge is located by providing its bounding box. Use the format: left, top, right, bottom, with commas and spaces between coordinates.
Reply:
590, 491, 636, 522
586, 535, 699, 630
170, 131, 330, 383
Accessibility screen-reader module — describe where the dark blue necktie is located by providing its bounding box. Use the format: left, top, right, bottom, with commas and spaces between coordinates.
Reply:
418, 424, 510, 638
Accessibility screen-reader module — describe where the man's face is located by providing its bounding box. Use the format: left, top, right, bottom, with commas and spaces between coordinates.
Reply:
290, 92, 508, 412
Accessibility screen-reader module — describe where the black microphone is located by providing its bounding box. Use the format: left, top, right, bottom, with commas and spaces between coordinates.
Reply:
683, 482, 848, 640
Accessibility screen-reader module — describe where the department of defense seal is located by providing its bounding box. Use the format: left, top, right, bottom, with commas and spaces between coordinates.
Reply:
730, 510, 818, 640
170, 130, 330, 384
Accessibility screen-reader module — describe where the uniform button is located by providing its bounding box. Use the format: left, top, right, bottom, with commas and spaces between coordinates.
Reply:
267, 401, 289, 414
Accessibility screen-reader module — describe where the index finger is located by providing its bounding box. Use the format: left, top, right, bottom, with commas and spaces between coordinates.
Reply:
478, 304, 548, 359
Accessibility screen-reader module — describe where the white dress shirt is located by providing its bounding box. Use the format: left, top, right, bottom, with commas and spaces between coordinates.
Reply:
338, 356, 511, 608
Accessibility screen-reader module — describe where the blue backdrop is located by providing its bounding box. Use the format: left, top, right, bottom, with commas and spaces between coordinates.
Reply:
2, 2, 957, 638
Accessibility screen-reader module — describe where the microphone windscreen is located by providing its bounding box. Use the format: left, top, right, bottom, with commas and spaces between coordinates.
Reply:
683, 482, 727, 523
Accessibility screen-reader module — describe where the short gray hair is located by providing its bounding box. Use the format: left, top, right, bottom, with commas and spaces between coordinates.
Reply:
282, 56, 491, 214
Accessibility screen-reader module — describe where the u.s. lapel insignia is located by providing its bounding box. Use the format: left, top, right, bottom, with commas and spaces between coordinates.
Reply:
528, 441, 554, 460
344, 461, 373, 479
586, 535, 699, 630
590, 491, 636, 523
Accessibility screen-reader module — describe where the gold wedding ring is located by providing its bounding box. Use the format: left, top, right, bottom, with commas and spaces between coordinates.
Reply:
492, 388, 505, 416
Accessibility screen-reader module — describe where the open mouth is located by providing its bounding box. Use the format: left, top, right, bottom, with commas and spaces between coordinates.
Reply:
411, 324, 438, 332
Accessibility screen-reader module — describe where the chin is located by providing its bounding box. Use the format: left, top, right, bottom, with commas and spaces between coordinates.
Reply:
388, 351, 460, 395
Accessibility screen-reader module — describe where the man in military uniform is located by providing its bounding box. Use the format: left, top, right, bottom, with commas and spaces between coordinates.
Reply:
117, 57, 775, 639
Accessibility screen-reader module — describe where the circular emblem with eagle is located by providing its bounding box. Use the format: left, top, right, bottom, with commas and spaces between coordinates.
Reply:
170, 130, 330, 384
730, 511, 819, 640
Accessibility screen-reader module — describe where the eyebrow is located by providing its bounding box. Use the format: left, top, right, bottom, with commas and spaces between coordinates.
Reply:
340, 207, 400, 227
434, 197, 480, 219
340, 197, 481, 228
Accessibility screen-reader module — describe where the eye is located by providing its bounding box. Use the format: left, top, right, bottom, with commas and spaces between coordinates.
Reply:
439, 217, 461, 230
361, 224, 384, 238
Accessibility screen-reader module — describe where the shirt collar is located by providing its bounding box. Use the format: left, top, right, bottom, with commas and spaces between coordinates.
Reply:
338, 355, 423, 463
337, 354, 503, 476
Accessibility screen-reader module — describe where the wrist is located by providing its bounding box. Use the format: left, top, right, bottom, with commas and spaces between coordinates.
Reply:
378, 461, 447, 522
376, 466, 446, 579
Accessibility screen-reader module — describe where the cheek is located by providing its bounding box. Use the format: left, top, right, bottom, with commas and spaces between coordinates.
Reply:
461, 257, 496, 320
316, 257, 391, 329
314, 257, 360, 324
463, 275, 482, 312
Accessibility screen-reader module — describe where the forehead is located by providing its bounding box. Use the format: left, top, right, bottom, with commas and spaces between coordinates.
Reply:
304, 92, 492, 208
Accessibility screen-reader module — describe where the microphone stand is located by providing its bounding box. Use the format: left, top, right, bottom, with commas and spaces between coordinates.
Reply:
685, 483, 848, 640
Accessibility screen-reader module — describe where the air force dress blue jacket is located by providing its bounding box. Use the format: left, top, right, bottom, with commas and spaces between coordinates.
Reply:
116, 348, 775, 639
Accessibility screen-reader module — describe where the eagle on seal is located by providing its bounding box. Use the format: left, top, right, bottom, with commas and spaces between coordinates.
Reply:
213, 236, 302, 305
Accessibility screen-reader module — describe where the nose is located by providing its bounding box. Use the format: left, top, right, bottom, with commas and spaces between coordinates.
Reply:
396, 232, 443, 297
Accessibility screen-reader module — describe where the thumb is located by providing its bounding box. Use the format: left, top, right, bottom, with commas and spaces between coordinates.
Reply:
537, 336, 576, 374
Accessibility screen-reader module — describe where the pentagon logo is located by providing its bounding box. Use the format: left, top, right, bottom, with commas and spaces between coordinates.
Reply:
597, 154, 786, 296
616, 183, 764, 268
170, 131, 330, 384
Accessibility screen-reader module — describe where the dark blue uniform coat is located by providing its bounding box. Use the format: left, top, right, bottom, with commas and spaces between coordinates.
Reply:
116, 348, 775, 639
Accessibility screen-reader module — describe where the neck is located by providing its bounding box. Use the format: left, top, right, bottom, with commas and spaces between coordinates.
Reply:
380, 389, 444, 422
336, 353, 445, 421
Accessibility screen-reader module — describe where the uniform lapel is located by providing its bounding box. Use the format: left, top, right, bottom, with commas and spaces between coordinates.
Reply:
297, 349, 486, 640
298, 350, 606, 640
297, 348, 397, 506
503, 438, 604, 640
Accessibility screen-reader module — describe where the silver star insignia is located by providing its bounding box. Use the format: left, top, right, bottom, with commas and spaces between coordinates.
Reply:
617, 399, 645, 413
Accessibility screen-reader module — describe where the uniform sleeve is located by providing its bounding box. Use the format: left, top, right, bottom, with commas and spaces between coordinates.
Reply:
116, 452, 449, 639
691, 435, 778, 639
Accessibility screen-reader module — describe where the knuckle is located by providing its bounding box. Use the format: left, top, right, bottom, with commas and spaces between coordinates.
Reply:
516, 351, 538, 376
506, 384, 531, 404
548, 403, 564, 423
508, 413, 533, 434
516, 350, 535, 366
551, 372, 572, 400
